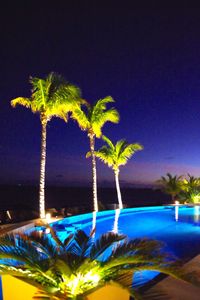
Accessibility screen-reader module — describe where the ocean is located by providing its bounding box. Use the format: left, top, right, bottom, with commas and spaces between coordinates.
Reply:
0, 185, 170, 223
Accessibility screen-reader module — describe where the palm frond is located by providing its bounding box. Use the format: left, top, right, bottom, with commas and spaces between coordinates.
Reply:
117, 142, 143, 166
12, 73, 82, 124
26, 231, 58, 259
102, 135, 115, 150
92, 96, 115, 112
110, 238, 165, 259
71, 103, 90, 130
94, 147, 114, 168
157, 173, 183, 199
94, 136, 143, 172
72, 230, 92, 258
92, 108, 119, 138
90, 232, 126, 260
11, 97, 31, 108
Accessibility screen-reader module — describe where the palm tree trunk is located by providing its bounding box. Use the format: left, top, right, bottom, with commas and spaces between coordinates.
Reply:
112, 208, 120, 233
89, 135, 98, 212
39, 116, 47, 219
114, 169, 123, 209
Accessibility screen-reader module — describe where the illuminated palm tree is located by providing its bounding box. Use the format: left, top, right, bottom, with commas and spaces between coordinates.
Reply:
157, 173, 183, 202
88, 136, 143, 209
183, 174, 200, 191
179, 174, 200, 203
0, 224, 185, 300
72, 97, 119, 212
11, 73, 81, 219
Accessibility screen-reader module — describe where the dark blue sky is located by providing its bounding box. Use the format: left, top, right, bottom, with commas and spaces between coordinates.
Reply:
1, 2, 200, 187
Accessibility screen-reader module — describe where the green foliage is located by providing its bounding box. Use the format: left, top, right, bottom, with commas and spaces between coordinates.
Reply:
71, 96, 120, 212
157, 173, 183, 201
179, 174, 200, 203
0, 224, 183, 299
158, 173, 200, 204
71, 96, 119, 138
88, 135, 143, 171
11, 72, 81, 122
11, 72, 82, 219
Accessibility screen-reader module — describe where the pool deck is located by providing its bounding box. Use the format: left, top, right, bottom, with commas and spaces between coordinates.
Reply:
0, 217, 62, 235
143, 254, 200, 299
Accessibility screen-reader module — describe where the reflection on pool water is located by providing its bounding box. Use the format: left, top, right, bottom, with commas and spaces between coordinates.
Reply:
51, 205, 200, 286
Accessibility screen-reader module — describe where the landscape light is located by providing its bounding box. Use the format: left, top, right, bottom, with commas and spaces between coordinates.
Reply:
45, 213, 51, 223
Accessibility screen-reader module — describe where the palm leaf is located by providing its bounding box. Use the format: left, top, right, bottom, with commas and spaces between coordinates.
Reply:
92, 107, 119, 138
11, 97, 31, 108
102, 135, 115, 150
12, 72, 81, 121
71, 101, 90, 130
94, 136, 143, 171
72, 230, 92, 258
90, 232, 126, 260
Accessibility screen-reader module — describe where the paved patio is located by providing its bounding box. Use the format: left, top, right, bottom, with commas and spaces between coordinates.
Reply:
143, 255, 200, 299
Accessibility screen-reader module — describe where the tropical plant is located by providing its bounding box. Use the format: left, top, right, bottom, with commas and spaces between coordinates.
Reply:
72, 97, 119, 212
179, 174, 200, 204
157, 173, 183, 202
182, 174, 200, 191
179, 190, 200, 204
0, 224, 188, 300
11, 72, 81, 219
87, 136, 143, 209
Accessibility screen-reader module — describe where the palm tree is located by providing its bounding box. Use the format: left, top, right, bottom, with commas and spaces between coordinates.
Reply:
11, 72, 81, 219
179, 174, 200, 204
157, 173, 183, 202
87, 136, 143, 209
0, 224, 186, 300
182, 174, 200, 191
72, 97, 119, 212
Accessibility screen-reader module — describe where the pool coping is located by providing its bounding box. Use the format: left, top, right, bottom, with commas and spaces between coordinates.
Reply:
143, 254, 200, 299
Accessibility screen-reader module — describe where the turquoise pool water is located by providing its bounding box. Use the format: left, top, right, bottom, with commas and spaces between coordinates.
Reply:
53, 205, 200, 259
51, 205, 200, 286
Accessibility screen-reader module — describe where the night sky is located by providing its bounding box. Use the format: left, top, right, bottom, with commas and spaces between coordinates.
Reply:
1, 2, 200, 187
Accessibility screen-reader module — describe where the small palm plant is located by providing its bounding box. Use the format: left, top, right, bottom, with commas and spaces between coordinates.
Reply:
0, 224, 185, 300
11, 73, 81, 219
179, 174, 200, 204
72, 97, 119, 212
87, 136, 143, 209
157, 173, 183, 202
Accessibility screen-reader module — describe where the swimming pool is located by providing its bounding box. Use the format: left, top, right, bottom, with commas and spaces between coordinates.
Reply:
51, 205, 200, 286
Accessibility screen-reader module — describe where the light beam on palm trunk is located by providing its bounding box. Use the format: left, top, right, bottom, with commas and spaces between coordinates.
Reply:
114, 169, 123, 209
112, 208, 121, 233
39, 115, 48, 218
89, 134, 98, 212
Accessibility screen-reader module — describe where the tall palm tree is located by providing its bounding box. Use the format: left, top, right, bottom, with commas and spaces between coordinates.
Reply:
72, 97, 119, 212
11, 72, 81, 219
157, 173, 183, 202
0, 224, 186, 300
88, 136, 143, 209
